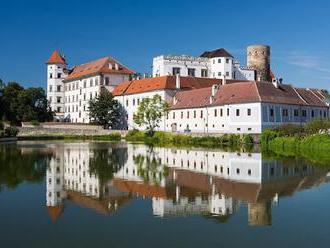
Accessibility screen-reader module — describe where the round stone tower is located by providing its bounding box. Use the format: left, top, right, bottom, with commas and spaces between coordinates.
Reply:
247, 45, 271, 82
248, 202, 272, 226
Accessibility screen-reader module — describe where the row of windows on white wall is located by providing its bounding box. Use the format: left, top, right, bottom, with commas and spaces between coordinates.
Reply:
167, 108, 252, 119
213, 58, 231, 64
49, 73, 62, 79
61, 77, 111, 92
172, 67, 208, 77
65, 92, 98, 103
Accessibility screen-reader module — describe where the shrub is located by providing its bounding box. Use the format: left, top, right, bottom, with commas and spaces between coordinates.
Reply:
30, 120, 40, 126
261, 129, 280, 144
274, 124, 304, 137
304, 118, 330, 135
242, 134, 254, 144
4, 126, 19, 137
0, 122, 4, 131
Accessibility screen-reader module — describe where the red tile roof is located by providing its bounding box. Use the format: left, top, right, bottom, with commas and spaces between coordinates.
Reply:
46, 50, 66, 65
112, 76, 247, 96
64, 56, 135, 82
170, 81, 328, 109
170, 87, 212, 109
46, 205, 64, 222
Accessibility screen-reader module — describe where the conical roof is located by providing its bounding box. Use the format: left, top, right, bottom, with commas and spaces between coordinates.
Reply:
46, 50, 66, 64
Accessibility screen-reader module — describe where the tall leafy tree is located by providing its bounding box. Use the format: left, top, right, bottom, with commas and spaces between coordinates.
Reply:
133, 94, 168, 135
88, 88, 120, 128
1, 82, 24, 123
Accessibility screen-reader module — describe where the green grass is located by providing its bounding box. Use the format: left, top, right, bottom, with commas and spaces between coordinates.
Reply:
125, 130, 254, 149
263, 134, 330, 167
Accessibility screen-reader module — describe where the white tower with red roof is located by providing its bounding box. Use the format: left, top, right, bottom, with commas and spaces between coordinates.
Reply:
46, 50, 67, 119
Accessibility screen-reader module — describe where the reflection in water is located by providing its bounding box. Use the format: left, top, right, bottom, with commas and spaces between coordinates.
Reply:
2, 141, 329, 226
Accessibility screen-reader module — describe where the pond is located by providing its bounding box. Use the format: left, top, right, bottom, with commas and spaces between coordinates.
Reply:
0, 141, 329, 248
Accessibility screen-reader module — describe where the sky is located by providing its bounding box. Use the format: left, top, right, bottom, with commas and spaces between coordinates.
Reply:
0, 0, 329, 90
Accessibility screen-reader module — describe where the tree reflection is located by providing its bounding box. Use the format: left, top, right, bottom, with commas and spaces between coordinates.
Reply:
89, 144, 128, 184
0, 145, 50, 190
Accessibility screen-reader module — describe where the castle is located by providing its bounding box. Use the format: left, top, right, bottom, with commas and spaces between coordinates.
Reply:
46, 45, 329, 133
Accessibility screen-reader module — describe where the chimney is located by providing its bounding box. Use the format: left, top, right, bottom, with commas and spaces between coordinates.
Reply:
272, 78, 279, 88
173, 96, 178, 105
176, 74, 180, 89
221, 75, 227, 85
211, 84, 218, 96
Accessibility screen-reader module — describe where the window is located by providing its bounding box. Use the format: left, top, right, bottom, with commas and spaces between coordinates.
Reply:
247, 109, 251, 116
270, 108, 274, 117
200, 110, 203, 118
83, 94, 86, 100
95, 78, 99, 85
294, 109, 299, 117
188, 68, 195, 77
126, 99, 129, 107
133, 99, 135, 106
83, 80, 87, 88
56, 97, 61, 103
172, 112, 175, 119
57, 73, 62, 78
236, 109, 240, 116
105, 77, 110, 86
226, 71, 229, 77
201, 69, 208, 77
237, 128, 241, 131
282, 109, 288, 117
302, 109, 307, 117
227, 108, 229, 116
57, 107, 61, 112
49, 73, 53, 78
311, 110, 314, 117
187, 111, 189, 118
90, 79, 93, 87
137, 99, 140, 105
236, 168, 240, 174
220, 108, 223, 116
181, 111, 183, 119
248, 169, 251, 176
193, 110, 196, 118
90, 92, 92, 100
172, 67, 180, 75
218, 72, 222, 76
214, 109, 217, 117
218, 59, 221, 63
49, 97, 52, 103
49, 85, 53, 92
57, 85, 61, 92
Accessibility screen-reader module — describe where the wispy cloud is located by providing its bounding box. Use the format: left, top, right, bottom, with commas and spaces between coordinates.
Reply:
279, 51, 330, 74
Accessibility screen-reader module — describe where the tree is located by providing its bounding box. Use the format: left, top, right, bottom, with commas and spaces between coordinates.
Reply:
1, 82, 24, 123
88, 88, 120, 128
133, 94, 168, 135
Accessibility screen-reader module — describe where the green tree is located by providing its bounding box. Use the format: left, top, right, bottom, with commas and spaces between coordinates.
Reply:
1, 82, 24, 123
133, 94, 168, 135
89, 89, 120, 128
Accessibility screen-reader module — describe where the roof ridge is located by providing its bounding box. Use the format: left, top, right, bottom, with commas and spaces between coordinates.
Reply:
308, 88, 325, 103
292, 87, 308, 104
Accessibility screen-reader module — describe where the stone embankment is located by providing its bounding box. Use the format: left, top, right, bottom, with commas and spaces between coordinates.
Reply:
19, 123, 128, 137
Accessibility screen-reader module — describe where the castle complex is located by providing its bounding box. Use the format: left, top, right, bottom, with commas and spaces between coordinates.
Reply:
46, 45, 330, 133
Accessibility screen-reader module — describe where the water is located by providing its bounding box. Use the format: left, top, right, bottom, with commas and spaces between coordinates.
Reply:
0, 141, 329, 248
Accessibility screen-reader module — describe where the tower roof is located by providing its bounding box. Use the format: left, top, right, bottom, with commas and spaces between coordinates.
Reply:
46, 50, 67, 65
200, 48, 234, 58
46, 205, 64, 223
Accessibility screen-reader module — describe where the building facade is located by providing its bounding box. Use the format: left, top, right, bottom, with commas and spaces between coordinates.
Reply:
46, 51, 135, 122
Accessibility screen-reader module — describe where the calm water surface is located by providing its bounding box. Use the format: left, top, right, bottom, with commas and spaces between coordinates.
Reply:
0, 141, 329, 248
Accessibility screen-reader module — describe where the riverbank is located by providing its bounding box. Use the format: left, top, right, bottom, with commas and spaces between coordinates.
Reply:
17, 133, 122, 141
125, 130, 255, 149
263, 133, 330, 166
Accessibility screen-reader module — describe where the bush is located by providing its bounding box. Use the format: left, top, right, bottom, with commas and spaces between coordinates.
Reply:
261, 129, 280, 144
274, 124, 304, 137
4, 126, 19, 137
304, 118, 330, 135
30, 120, 40, 126
0, 122, 4, 131
242, 134, 254, 144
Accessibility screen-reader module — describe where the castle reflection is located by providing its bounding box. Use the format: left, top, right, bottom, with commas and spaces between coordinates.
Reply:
45, 142, 330, 226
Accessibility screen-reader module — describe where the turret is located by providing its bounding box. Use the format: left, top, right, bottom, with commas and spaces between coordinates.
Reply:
247, 45, 271, 82
46, 50, 67, 116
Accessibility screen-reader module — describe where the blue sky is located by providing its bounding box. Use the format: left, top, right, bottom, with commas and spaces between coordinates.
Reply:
0, 0, 329, 90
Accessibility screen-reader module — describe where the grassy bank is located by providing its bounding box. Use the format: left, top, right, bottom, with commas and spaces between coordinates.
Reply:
261, 119, 330, 166
18, 133, 122, 141
125, 130, 254, 149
